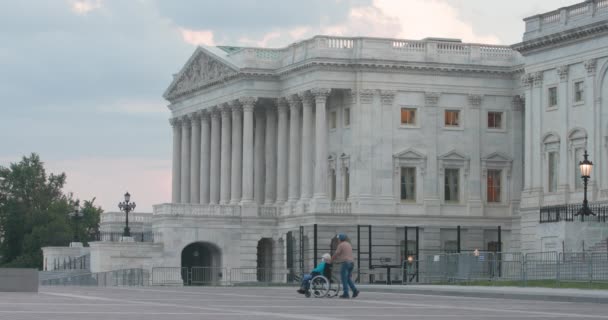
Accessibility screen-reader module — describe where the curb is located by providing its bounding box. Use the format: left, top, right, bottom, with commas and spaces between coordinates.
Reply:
360, 286, 608, 304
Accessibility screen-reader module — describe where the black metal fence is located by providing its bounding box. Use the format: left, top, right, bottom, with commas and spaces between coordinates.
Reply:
540, 202, 608, 223
92, 231, 156, 242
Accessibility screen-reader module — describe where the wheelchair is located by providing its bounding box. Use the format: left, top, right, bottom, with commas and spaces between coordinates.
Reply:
304, 263, 341, 298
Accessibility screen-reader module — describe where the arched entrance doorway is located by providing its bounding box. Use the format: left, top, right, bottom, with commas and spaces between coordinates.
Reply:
257, 238, 273, 282
181, 242, 222, 285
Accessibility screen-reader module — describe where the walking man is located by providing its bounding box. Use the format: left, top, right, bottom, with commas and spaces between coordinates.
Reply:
332, 233, 360, 299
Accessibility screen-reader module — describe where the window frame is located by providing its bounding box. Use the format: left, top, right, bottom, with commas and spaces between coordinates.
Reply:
547, 86, 558, 109
572, 78, 585, 106
486, 169, 502, 203
329, 111, 337, 130
400, 107, 418, 127
487, 111, 505, 131
444, 168, 460, 203
343, 108, 351, 128
400, 167, 416, 202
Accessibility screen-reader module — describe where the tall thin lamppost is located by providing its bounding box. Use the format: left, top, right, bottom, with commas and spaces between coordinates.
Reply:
576, 150, 595, 219
68, 202, 84, 243
118, 192, 136, 237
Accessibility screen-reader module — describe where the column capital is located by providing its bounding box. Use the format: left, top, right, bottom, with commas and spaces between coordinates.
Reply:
188, 112, 201, 126
210, 107, 221, 119
181, 114, 192, 126
379, 90, 395, 105
277, 97, 289, 113
298, 91, 314, 107
556, 65, 569, 82
533, 71, 543, 87
424, 92, 441, 106
358, 89, 374, 104
311, 88, 331, 104
230, 100, 242, 113
169, 117, 182, 127
287, 94, 301, 108
221, 103, 232, 117
521, 73, 534, 89
199, 110, 210, 120
468, 94, 483, 108
238, 96, 257, 107
585, 58, 597, 75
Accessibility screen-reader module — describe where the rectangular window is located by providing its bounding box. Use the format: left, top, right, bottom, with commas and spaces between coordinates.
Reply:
400, 167, 416, 201
487, 112, 503, 129
548, 87, 558, 107
330, 169, 337, 201
400, 108, 416, 125
344, 108, 351, 127
330, 111, 337, 129
344, 168, 350, 200
548, 152, 558, 192
487, 169, 501, 203
575, 81, 584, 103
575, 148, 584, 190
444, 168, 460, 202
445, 110, 460, 127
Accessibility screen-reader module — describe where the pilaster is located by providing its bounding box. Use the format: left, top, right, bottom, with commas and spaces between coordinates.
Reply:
467, 94, 483, 216
423, 92, 441, 214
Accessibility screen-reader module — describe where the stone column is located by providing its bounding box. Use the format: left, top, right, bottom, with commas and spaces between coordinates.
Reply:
522, 74, 533, 191
254, 109, 266, 204
531, 72, 544, 191
311, 88, 331, 201
423, 92, 441, 213
180, 115, 191, 203
240, 97, 257, 204
265, 102, 278, 204
210, 108, 221, 204
190, 112, 201, 204
230, 101, 243, 204
276, 98, 290, 204
200, 111, 211, 204
170, 118, 182, 203
220, 105, 232, 205
299, 92, 314, 201
468, 94, 483, 215
557, 66, 569, 197
288, 95, 301, 202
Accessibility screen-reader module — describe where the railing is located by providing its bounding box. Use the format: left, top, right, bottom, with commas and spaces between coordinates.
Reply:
153, 203, 242, 217
41, 268, 149, 286
330, 201, 352, 214
402, 251, 608, 287
54, 253, 90, 270
93, 231, 156, 242
100, 212, 152, 224
524, 1, 608, 40
539, 202, 608, 223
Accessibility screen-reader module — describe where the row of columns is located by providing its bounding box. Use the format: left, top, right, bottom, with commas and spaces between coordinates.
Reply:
170, 89, 331, 206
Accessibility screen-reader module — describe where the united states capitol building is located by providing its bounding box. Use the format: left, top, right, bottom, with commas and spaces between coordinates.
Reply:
43, 1, 608, 280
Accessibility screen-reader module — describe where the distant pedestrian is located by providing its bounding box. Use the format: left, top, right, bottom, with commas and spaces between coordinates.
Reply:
331, 233, 360, 299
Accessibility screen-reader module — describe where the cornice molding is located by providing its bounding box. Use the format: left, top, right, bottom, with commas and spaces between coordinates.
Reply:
512, 20, 608, 55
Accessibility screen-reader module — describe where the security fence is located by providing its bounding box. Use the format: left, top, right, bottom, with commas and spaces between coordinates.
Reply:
402, 251, 608, 287
41, 268, 148, 286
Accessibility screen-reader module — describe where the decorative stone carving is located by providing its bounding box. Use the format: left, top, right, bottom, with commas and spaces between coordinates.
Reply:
521, 73, 533, 88
425, 92, 440, 105
556, 65, 569, 81
287, 94, 301, 108
533, 71, 544, 87
181, 114, 192, 126
380, 90, 396, 105
229, 99, 242, 110
358, 89, 374, 104
238, 96, 257, 108
340, 153, 350, 176
311, 88, 331, 104
170, 52, 237, 98
585, 58, 597, 75
221, 103, 232, 117
209, 107, 221, 119
277, 97, 289, 111
188, 112, 201, 124
169, 117, 181, 127
468, 94, 483, 108
199, 110, 210, 120
512, 95, 524, 111
298, 91, 314, 106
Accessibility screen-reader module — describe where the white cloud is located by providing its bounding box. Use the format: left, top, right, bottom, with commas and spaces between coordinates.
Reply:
69, 0, 103, 15
180, 28, 215, 46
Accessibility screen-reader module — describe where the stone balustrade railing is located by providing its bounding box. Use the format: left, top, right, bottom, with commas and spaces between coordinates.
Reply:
330, 201, 352, 215
523, 0, 608, 41
226, 36, 520, 70
100, 212, 152, 224
153, 203, 242, 217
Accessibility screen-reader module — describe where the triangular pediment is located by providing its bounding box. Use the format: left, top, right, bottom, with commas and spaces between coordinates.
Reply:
164, 47, 240, 101
438, 149, 468, 161
394, 148, 426, 160
482, 152, 512, 162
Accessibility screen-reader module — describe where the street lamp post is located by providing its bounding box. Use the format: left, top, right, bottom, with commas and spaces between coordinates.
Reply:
68, 202, 84, 243
118, 192, 136, 237
577, 150, 595, 218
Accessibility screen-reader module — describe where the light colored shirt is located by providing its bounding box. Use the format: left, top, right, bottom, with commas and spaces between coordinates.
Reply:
333, 241, 354, 263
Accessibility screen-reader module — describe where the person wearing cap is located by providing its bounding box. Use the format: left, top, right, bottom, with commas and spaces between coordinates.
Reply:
297, 253, 331, 294
332, 233, 360, 298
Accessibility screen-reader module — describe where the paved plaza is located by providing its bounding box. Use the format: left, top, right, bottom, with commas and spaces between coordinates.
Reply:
0, 286, 607, 320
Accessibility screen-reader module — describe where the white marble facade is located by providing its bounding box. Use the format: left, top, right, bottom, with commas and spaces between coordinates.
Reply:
49, 1, 608, 274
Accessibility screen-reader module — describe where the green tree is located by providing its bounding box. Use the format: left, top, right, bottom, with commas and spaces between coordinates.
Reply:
0, 153, 102, 268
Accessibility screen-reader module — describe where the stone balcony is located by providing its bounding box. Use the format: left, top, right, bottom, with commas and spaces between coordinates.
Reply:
222, 35, 521, 70
523, 0, 608, 41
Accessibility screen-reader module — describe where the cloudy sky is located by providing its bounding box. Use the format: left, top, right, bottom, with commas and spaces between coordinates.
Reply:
0, 0, 581, 212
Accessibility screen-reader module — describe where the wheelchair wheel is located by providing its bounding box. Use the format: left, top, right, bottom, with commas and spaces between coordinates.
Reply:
310, 275, 330, 298
328, 276, 341, 297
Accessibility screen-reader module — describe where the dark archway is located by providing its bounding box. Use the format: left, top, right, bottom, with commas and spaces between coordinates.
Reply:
257, 238, 273, 282
181, 242, 222, 285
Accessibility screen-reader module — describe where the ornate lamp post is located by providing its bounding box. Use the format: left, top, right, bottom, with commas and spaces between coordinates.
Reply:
118, 192, 136, 237
68, 202, 84, 243
577, 150, 595, 217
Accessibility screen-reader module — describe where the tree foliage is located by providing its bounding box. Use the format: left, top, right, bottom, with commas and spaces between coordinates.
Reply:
0, 153, 102, 269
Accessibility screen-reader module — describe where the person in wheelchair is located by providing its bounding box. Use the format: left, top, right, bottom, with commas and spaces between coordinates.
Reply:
297, 253, 331, 294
